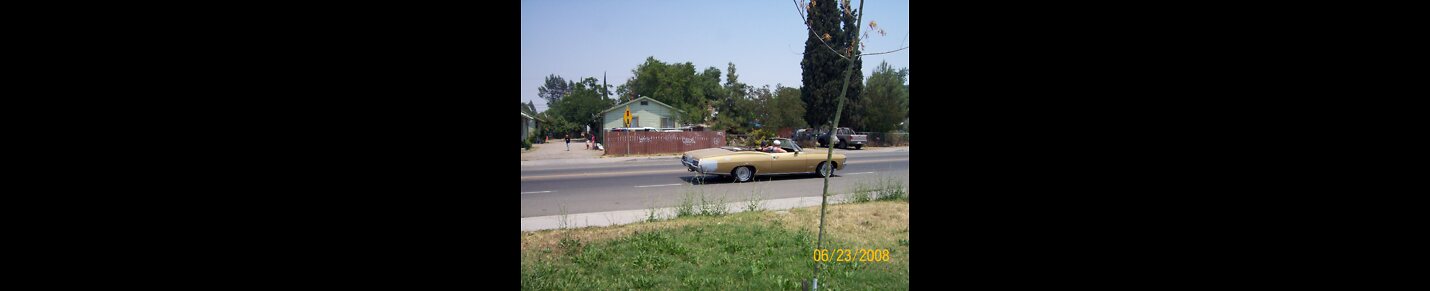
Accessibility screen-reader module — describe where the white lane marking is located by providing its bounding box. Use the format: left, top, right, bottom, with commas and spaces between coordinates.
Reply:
845, 172, 876, 175
521, 191, 555, 194
844, 158, 908, 165
521, 169, 688, 181
634, 183, 684, 188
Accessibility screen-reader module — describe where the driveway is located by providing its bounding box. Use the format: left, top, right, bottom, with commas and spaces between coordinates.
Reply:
521, 139, 603, 161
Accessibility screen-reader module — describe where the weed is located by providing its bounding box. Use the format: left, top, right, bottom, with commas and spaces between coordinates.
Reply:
558, 237, 583, 254
744, 189, 765, 212
874, 175, 907, 201
557, 203, 570, 229
644, 195, 663, 222
698, 193, 728, 216
645, 207, 660, 222
675, 188, 699, 217
848, 181, 875, 203
675, 186, 731, 217
746, 180, 773, 212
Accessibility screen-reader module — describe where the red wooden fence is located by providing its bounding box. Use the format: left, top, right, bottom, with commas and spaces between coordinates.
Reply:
776, 127, 794, 138
604, 131, 727, 156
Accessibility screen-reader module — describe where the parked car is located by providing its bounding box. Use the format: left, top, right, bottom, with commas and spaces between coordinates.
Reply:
793, 128, 814, 140
681, 138, 846, 182
792, 128, 822, 148
817, 127, 867, 150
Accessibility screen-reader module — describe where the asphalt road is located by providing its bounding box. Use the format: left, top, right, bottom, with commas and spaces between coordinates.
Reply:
520, 149, 909, 217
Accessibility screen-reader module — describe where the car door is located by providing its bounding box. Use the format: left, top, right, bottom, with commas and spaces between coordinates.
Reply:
793, 148, 826, 173
767, 151, 801, 173
775, 140, 817, 173
745, 151, 780, 175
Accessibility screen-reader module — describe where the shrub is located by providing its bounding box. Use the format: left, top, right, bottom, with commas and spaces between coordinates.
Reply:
747, 129, 775, 147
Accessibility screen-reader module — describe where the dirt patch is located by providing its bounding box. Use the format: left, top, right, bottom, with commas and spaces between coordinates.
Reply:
520, 142, 604, 161
762, 201, 908, 247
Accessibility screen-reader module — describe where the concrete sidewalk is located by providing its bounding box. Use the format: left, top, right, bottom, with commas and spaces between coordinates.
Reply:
521, 155, 679, 167
519, 191, 908, 232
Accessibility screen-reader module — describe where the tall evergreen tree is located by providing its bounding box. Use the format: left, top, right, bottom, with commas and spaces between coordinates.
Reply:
800, 0, 864, 129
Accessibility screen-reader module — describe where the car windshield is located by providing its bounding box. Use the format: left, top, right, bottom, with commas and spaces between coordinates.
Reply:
770, 139, 799, 152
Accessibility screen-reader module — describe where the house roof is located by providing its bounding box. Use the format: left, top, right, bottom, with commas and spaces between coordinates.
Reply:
597, 96, 685, 115
520, 112, 535, 120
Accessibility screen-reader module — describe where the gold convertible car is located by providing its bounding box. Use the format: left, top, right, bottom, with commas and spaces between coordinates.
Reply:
682, 138, 846, 182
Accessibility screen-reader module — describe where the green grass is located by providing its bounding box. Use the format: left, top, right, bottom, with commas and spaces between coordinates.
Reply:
522, 218, 811, 289
521, 202, 910, 290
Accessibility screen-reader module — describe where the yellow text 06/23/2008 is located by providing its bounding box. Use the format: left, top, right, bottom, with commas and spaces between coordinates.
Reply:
811, 248, 890, 263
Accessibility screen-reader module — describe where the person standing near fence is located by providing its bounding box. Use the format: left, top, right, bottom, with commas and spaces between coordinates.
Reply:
564, 134, 570, 151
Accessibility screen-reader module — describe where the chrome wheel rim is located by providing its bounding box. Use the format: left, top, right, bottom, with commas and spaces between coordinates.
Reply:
820, 163, 832, 177
735, 167, 752, 181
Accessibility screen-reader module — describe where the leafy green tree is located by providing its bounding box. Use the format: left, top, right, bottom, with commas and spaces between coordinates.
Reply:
724, 62, 748, 100
619, 57, 728, 126
860, 61, 908, 132
538, 74, 572, 106
748, 85, 773, 127
769, 85, 808, 129
712, 63, 755, 132
699, 67, 723, 103
549, 77, 615, 136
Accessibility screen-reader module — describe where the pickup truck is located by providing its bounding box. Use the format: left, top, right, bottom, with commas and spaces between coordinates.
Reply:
817, 127, 867, 150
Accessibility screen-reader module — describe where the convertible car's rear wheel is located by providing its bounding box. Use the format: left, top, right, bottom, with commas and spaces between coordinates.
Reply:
733, 166, 754, 182
817, 162, 834, 177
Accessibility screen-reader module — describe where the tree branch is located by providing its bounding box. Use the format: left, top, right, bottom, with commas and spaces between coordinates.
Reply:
860, 46, 910, 56
793, 0, 851, 61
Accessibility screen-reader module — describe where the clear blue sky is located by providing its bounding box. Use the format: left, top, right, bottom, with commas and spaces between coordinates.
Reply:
521, 0, 909, 112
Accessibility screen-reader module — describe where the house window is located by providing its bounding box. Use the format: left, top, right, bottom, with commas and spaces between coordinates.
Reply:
640, 101, 648, 106
661, 117, 670, 128
631, 117, 639, 127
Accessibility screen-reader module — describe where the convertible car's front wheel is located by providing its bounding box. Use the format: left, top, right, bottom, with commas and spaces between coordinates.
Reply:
733, 166, 754, 182
817, 162, 834, 177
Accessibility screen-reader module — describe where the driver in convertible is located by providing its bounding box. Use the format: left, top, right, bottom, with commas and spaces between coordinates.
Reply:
763, 140, 788, 153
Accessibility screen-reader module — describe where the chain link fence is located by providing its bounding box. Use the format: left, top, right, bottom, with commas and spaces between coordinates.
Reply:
785, 129, 909, 148
857, 131, 910, 147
